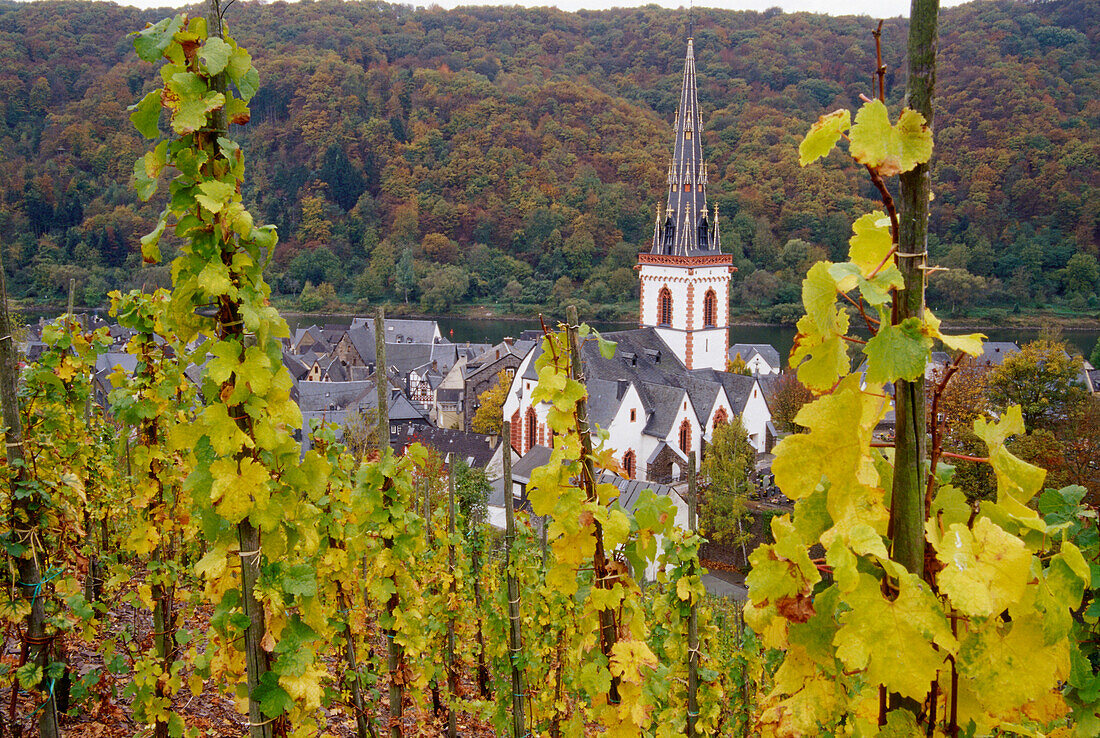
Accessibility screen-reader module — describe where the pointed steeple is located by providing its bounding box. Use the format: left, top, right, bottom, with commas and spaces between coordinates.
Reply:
651, 38, 721, 257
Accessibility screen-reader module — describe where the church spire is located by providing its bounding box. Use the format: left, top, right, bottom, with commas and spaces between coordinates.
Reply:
651, 38, 720, 257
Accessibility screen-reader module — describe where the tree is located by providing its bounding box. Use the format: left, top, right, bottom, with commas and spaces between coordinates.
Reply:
1064, 252, 1100, 296
419, 264, 469, 314
1090, 336, 1100, 368
726, 353, 752, 376
395, 247, 416, 303
504, 279, 522, 312
765, 371, 812, 434
471, 369, 510, 435
985, 339, 1089, 431
699, 416, 755, 550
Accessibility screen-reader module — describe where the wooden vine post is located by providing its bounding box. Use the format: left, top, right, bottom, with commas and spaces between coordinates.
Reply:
564, 304, 620, 704
890, 0, 938, 714
686, 452, 699, 738
501, 420, 526, 737
200, 3, 273, 734
374, 308, 403, 738
0, 247, 60, 738
446, 460, 458, 738
891, 0, 939, 581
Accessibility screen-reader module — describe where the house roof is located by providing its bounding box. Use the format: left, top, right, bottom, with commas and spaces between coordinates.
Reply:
728, 343, 781, 369
976, 341, 1020, 366
511, 445, 553, 482
349, 317, 443, 345
598, 472, 678, 513
520, 327, 759, 438
392, 423, 500, 469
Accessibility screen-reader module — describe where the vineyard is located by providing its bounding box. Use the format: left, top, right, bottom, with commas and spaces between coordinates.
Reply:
2, 3, 1100, 738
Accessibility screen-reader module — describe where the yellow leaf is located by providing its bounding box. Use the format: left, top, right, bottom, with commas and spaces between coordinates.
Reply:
934, 518, 1031, 618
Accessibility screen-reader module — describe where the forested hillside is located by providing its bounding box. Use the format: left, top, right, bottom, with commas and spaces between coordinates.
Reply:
0, 0, 1096, 321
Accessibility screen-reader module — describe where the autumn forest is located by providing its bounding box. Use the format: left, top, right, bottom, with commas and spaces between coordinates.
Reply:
0, 0, 1097, 322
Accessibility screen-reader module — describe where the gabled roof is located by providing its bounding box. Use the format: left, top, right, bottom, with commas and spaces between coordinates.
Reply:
387, 342, 459, 376
976, 342, 1020, 366
393, 423, 499, 469
728, 343, 781, 370
598, 472, 677, 513
521, 327, 761, 440
511, 445, 553, 482
349, 317, 443, 345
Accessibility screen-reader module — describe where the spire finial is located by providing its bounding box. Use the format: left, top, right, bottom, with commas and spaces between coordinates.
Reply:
689, 0, 694, 41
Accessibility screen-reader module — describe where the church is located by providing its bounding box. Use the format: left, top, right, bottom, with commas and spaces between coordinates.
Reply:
502, 39, 773, 484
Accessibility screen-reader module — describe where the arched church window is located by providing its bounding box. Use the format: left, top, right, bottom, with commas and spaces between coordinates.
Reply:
703, 289, 717, 328
713, 407, 729, 428
623, 450, 636, 479
525, 406, 537, 452
679, 419, 691, 456
658, 287, 673, 326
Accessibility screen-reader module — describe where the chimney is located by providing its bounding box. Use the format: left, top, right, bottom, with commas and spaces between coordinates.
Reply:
503, 336, 514, 347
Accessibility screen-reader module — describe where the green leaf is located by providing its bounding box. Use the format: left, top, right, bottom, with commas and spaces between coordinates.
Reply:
847, 212, 893, 277
848, 100, 893, 171
922, 310, 984, 357
895, 108, 934, 172
597, 334, 617, 360
133, 155, 158, 202
254, 672, 294, 717
282, 563, 317, 598
128, 90, 162, 139
140, 215, 168, 264
131, 15, 184, 62
166, 72, 224, 134
799, 109, 850, 166
236, 66, 260, 102
863, 318, 932, 384
849, 100, 933, 176
195, 180, 236, 214
199, 37, 232, 75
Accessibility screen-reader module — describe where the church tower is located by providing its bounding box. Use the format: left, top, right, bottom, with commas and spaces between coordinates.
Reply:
638, 39, 733, 371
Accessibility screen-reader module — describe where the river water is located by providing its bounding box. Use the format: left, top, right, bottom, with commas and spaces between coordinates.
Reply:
40, 308, 1100, 369
307, 315, 1100, 368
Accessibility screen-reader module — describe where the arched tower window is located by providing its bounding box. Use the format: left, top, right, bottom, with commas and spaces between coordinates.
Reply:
663, 217, 675, 254
697, 216, 709, 250
713, 407, 729, 428
703, 289, 717, 328
622, 450, 636, 480
525, 406, 537, 452
658, 287, 673, 326
679, 419, 692, 456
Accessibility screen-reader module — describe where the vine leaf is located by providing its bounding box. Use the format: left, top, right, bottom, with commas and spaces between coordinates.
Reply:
863, 318, 932, 384
798, 109, 851, 166
932, 518, 1031, 618
834, 572, 955, 701
848, 100, 933, 176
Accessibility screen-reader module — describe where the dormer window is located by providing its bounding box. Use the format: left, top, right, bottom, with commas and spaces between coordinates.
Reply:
684, 130, 692, 140
683, 184, 691, 192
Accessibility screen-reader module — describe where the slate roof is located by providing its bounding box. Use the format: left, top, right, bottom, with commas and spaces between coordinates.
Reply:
510, 445, 553, 482
387, 342, 459, 376
466, 339, 538, 376
728, 343, 781, 370
521, 327, 758, 440
349, 317, 443, 345
391, 423, 499, 469
1088, 368, 1100, 394
598, 472, 678, 513
976, 341, 1020, 367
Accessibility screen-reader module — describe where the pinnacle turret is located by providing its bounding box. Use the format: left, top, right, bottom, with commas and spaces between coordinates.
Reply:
651, 38, 721, 257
